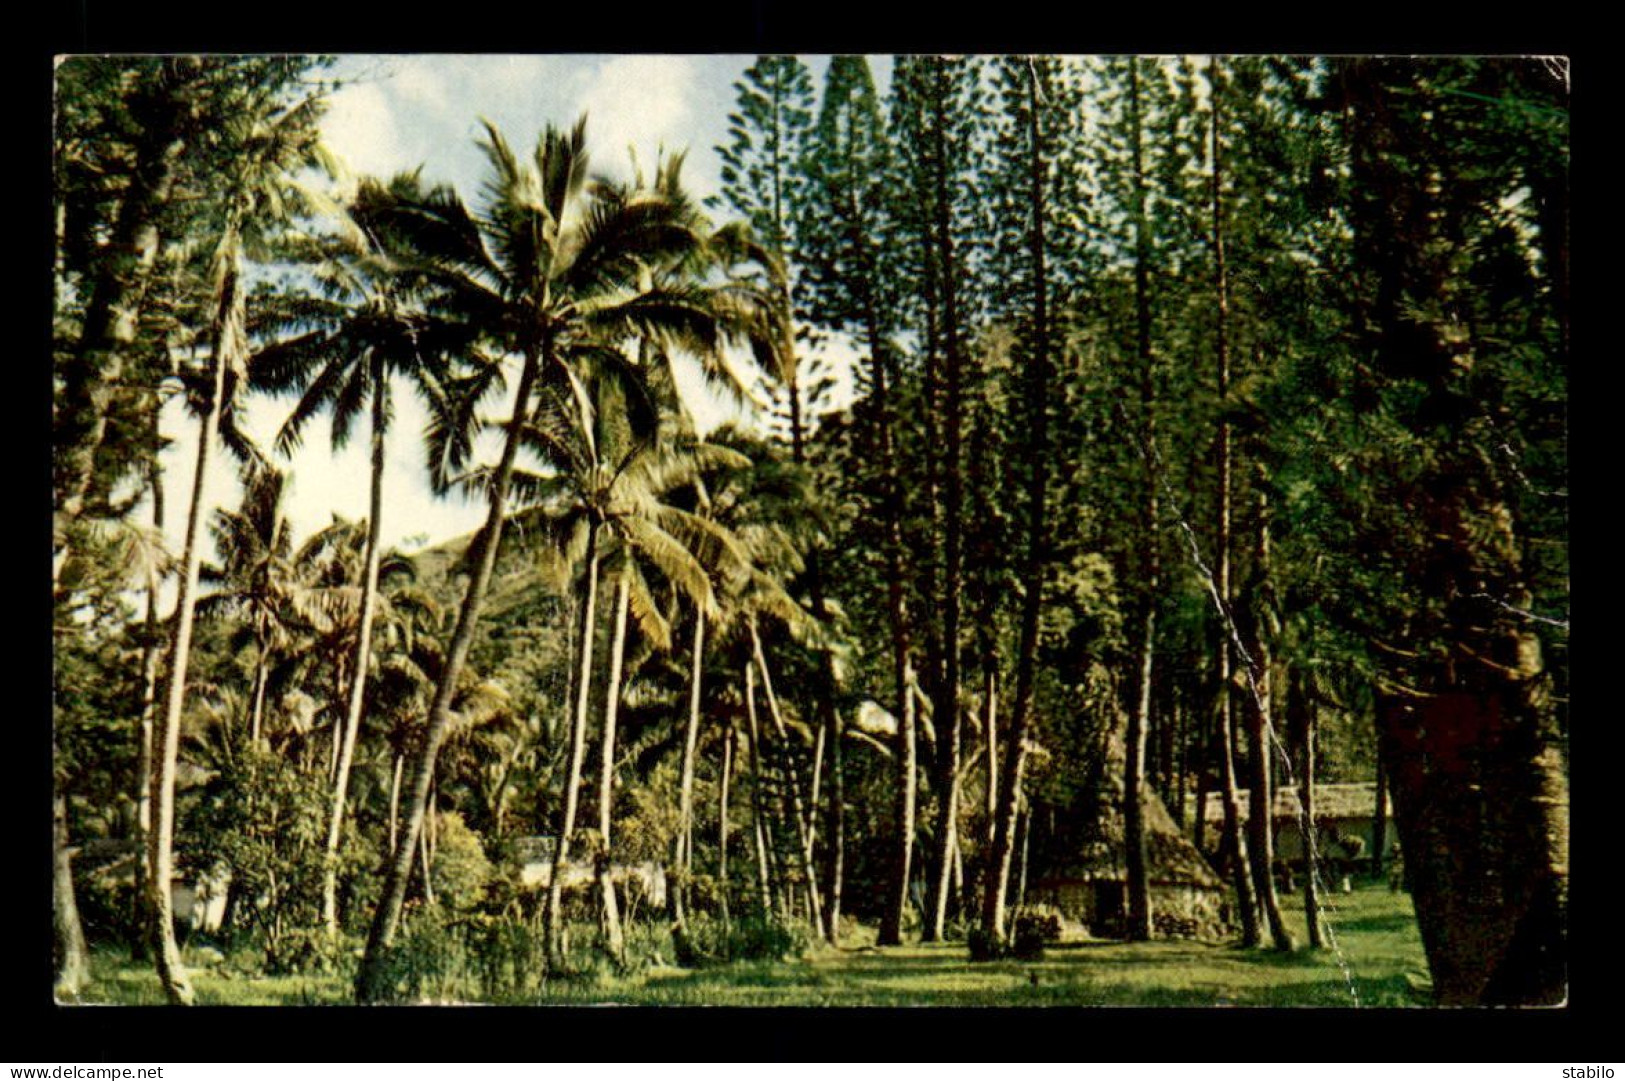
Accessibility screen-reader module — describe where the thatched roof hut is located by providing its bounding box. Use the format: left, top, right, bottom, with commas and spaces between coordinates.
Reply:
1028, 723, 1227, 939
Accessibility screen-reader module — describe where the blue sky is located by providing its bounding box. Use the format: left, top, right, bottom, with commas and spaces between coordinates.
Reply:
157, 54, 887, 559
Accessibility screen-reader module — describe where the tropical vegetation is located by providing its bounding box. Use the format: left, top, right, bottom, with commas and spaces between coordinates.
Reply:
51, 54, 1568, 1008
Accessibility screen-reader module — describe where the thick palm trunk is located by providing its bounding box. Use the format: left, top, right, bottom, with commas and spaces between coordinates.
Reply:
594, 569, 630, 964
545, 529, 600, 968
322, 377, 388, 938
357, 348, 541, 1003
1207, 56, 1259, 947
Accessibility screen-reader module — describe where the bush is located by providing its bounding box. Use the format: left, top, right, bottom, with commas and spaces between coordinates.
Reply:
429, 812, 493, 913
674, 913, 810, 967
966, 926, 1008, 962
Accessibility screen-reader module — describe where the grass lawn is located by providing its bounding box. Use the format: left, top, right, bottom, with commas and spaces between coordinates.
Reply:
71, 880, 1430, 1007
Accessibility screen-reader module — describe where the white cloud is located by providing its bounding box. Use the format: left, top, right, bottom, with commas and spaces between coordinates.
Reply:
573, 55, 700, 181
320, 80, 409, 186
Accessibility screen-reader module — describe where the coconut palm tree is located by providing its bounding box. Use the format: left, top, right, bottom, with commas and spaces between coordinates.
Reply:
196, 463, 350, 748
508, 355, 751, 967
356, 118, 778, 1000
146, 77, 331, 1005
252, 171, 471, 937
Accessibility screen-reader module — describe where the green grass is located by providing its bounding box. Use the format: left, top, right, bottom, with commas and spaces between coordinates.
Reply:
69, 881, 1430, 1007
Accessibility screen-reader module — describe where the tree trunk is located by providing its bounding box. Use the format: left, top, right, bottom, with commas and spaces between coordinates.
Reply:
1291, 667, 1324, 949
1242, 494, 1294, 953
878, 655, 917, 946
247, 637, 270, 747
1125, 603, 1156, 941
718, 713, 734, 930
545, 528, 600, 969
744, 659, 779, 920
322, 369, 388, 938
1373, 750, 1388, 876
1207, 56, 1259, 948
673, 605, 707, 928
1377, 668, 1568, 1004
822, 677, 844, 945
1123, 57, 1157, 944
979, 57, 1057, 949
53, 789, 91, 999
923, 57, 967, 948
131, 464, 165, 960
595, 569, 630, 965
146, 226, 245, 1005
752, 621, 823, 930
388, 752, 403, 858
356, 347, 542, 1003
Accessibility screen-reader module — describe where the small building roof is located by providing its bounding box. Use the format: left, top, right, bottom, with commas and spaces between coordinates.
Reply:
1201, 783, 1390, 825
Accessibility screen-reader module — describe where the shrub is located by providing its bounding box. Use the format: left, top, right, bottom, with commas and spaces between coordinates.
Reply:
429, 812, 493, 913
674, 912, 810, 967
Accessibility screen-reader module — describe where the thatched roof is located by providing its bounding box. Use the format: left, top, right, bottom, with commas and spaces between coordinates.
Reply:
1041, 724, 1223, 890
1200, 783, 1388, 825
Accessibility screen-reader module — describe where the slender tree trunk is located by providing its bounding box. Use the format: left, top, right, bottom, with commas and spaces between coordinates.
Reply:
1174, 690, 1188, 830
388, 753, 403, 857
147, 230, 244, 1005
1291, 667, 1324, 948
357, 347, 542, 1003
1122, 57, 1157, 944
674, 606, 707, 928
744, 659, 779, 919
1244, 484, 1295, 953
595, 569, 630, 964
53, 788, 90, 999
418, 813, 435, 906
545, 528, 600, 968
1373, 750, 1388, 877
923, 57, 967, 948
718, 713, 734, 930
879, 657, 917, 945
752, 621, 823, 930
131, 462, 165, 960
1208, 56, 1259, 947
322, 372, 388, 938
1013, 798, 1031, 911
